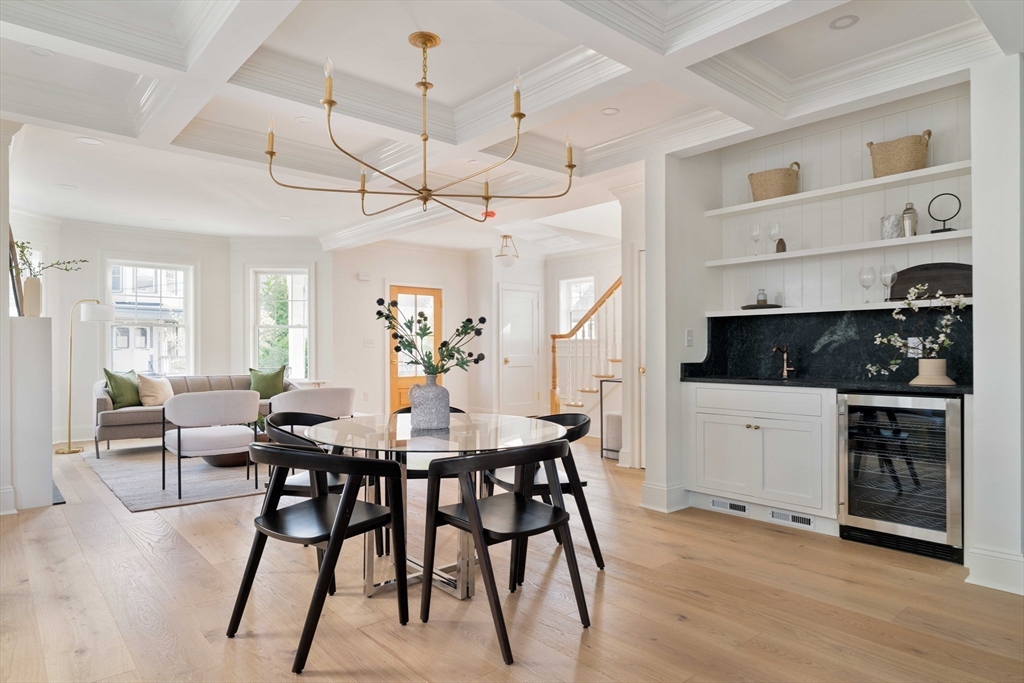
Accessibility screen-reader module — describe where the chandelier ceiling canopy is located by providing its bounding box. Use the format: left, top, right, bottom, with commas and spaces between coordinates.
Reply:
265, 31, 575, 223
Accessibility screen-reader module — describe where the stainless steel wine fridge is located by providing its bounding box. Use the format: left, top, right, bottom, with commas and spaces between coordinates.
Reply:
838, 394, 963, 562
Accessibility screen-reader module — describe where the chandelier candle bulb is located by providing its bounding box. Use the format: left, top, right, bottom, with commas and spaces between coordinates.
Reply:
566, 134, 573, 166
513, 70, 521, 115
266, 117, 274, 154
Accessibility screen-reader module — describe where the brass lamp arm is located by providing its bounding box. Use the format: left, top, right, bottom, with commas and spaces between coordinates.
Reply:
325, 110, 419, 193
361, 193, 422, 217
268, 156, 416, 196
435, 168, 574, 201
430, 121, 523, 194
431, 197, 488, 223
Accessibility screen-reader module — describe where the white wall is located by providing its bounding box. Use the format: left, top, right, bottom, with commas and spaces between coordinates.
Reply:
545, 245, 622, 434
1, 120, 23, 515
967, 53, 1023, 595
718, 84, 972, 310
10, 215, 232, 442
614, 182, 645, 467
331, 243, 472, 415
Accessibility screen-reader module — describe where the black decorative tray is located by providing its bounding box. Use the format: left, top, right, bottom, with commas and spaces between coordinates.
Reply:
740, 303, 782, 310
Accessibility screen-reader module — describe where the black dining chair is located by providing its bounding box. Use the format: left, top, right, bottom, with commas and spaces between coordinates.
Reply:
420, 440, 589, 665
265, 411, 348, 495
227, 441, 408, 675
485, 413, 604, 577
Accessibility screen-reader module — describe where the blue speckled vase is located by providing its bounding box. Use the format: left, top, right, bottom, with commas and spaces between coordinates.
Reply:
409, 375, 450, 429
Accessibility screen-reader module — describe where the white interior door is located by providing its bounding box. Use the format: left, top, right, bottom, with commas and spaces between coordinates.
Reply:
500, 286, 541, 416
638, 249, 647, 468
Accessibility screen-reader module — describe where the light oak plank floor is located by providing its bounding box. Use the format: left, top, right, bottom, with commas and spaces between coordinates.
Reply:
1, 437, 1022, 682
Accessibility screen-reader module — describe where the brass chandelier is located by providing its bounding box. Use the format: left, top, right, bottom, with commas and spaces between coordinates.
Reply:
264, 31, 575, 223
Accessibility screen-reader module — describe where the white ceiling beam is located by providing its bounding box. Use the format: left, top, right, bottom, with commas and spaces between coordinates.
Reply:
969, 1, 1024, 56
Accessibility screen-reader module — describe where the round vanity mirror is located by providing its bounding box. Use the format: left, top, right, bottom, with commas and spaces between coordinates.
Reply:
928, 192, 961, 233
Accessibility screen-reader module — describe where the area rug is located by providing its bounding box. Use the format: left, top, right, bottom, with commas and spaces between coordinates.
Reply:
84, 442, 264, 512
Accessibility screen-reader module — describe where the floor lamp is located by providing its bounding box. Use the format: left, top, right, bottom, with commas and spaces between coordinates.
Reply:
55, 299, 114, 455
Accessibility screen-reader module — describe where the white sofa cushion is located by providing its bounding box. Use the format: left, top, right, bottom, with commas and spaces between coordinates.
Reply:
164, 425, 256, 457
138, 375, 174, 406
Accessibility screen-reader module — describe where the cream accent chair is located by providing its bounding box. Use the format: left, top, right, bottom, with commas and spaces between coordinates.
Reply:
162, 390, 260, 500
269, 387, 356, 418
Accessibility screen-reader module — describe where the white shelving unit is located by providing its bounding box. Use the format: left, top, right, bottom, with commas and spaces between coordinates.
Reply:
706, 230, 971, 268
705, 160, 971, 219
706, 298, 973, 318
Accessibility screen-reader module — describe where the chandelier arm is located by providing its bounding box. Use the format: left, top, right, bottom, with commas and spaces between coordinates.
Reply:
435, 170, 573, 201
325, 113, 420, 193
430, 122, 522, 194
361, 194, 423, 217
430, 197, 488, 223
269, 159, 374, 194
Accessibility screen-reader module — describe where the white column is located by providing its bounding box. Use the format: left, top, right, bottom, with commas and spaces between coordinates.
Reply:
611, 182, 644, 468
967, 53, 1024, 595
1, 120, 24, 515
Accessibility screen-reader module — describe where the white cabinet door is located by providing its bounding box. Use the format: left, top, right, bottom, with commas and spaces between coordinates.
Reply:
757, 417, 822, 509
696, 413, 757, 497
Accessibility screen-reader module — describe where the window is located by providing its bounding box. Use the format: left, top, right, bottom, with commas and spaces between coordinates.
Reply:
253, 270, 309, 379
559, 276, 595, 338
109, 263, 190, 375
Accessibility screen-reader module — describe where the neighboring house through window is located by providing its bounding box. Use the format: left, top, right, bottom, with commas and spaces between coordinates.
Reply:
252, 269, 310, 380
109, 263, 190, 375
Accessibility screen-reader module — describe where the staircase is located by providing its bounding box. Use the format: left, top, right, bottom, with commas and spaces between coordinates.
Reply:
550, 277, 622, 414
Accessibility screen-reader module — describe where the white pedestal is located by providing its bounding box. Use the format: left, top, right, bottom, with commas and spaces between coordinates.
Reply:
11, 317, 53, 510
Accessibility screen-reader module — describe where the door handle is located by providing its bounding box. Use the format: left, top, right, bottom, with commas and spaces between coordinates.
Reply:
503, 357, 510, 365
639, 366, 646, 375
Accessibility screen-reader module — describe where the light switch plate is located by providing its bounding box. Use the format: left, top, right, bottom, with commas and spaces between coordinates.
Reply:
685, 329, 693, 347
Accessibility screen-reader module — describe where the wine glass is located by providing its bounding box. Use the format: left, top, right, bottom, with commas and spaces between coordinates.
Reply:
880, 265, 898, 301
859, 266, 876, 304
749, 224, 762, 255
768, 221, 782, 250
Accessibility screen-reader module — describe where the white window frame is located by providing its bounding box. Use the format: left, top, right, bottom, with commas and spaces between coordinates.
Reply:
559, 275, 596, 338
247, 265, 316, 380
104, 258, 196, 375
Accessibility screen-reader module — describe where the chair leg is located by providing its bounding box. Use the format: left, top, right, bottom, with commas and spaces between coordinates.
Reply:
373, 479, 384, 558
508, 539, 520, 593
94, 437, 100, 459
474, 535, 513, 665
316, 547, 336, 596
292, 524, 348, 673
107, 440, 110, 449
540, 492, 563, 545
226, 531, 268, 637
562, 452, 604, 569
516, 537, 528, 587
559, 522, 590, 628
419, 521, 438, 623
177, 453, 182, 500
161, 446, 166, 491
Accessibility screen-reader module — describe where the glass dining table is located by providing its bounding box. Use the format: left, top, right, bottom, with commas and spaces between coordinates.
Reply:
304, 412, 567, 600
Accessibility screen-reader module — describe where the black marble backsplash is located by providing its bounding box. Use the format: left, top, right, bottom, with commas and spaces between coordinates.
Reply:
682, 307, 973, 385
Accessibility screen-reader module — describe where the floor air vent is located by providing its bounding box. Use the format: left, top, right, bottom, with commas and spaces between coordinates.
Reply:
709, 498, 748, 516
769, 509, 815, 529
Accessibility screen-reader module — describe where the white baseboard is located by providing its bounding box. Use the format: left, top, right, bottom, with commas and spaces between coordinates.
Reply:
640, 482, 688, 512
965, 546, 1024, 595
0, 486, 17, 515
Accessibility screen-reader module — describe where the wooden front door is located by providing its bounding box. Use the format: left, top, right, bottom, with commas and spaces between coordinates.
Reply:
389, 285, 443, 413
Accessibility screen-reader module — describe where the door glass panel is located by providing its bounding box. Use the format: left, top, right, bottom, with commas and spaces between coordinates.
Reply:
847, 406, 947, 532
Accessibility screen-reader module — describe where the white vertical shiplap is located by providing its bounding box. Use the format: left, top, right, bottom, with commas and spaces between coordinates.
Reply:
717, 95, 972, 310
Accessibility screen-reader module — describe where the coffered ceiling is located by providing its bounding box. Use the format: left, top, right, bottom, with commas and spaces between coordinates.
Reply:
0, 0, 1009, 252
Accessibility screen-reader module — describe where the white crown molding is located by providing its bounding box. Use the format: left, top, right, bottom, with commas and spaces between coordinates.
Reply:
0, 72, 138, 137
584, 108, 750, 175
690, 20, 1001, 119
171, 118, 364, 181
173, 0, 239, 67
454, 47, 630, 143
0, 120, 24, 146
229, 47, 458, 145
126, 76, 178, 133
609, 181, 645, 202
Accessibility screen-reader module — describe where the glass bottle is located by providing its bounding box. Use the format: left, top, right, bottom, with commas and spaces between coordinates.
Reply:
757, 288, 768, 305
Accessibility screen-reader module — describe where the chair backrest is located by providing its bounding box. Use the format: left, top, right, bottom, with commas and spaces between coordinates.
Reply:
164, 389, 259, 427
427, 440, 568, 479
249, 441, 399, 480
393, 405, 466, 414
265, 411, 336, 448
270, 387, 355, 417
537, 413, 590, 442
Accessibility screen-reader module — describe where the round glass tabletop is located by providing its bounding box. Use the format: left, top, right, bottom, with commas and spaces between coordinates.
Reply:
304, 413, 567, 456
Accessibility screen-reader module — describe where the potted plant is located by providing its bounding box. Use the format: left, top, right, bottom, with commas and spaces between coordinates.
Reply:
376, 298, 485, 429
866, 284, 968, 386
14, 241, 88, 317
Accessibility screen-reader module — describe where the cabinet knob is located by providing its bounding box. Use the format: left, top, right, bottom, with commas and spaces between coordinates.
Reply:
753, 425, 761, 430
745, 424, 752, 429
503, 357, 510, 365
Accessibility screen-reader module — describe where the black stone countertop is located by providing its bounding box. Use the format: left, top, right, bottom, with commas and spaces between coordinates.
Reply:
680, 374, 972, 395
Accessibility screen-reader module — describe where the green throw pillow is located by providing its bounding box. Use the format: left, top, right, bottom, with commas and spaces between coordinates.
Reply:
250, 366, 285, 400
103, 369, 141, 410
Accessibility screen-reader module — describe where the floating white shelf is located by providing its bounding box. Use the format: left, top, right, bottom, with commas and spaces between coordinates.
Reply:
705, 230, 972, 268
706, 298, 973, 318
704, 160, 972, 219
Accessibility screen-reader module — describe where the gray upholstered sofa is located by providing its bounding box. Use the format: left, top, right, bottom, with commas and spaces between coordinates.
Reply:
93, 374, 299, 457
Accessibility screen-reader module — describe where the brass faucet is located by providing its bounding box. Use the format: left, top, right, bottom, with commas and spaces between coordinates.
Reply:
772, 345, 795, 380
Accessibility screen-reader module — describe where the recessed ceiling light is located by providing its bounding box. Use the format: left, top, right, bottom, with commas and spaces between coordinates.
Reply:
829, 15, 859, 30
277, 215, 292, 220
601, 107, 620, 116
55, 184, 77, 190
467, 160, 480, 166
75, 136, 104, 146
28, 46, 54, 57
295, 116, 313, 124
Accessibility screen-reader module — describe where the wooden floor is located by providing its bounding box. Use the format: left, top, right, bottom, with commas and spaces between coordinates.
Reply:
1, 437, 1022, 683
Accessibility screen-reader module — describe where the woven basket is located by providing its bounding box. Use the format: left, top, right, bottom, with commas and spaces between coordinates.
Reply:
866, 129, 931, 178
748, 162, 800, 202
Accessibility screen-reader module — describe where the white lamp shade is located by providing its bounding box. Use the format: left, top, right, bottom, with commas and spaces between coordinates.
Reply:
81, 302, 115, 322
495, 254, 516, 268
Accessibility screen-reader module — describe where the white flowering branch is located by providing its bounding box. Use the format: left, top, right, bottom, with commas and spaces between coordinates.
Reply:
866, 283, 967, 377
